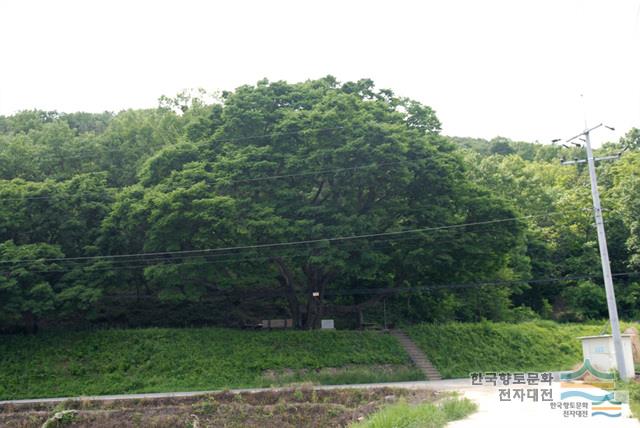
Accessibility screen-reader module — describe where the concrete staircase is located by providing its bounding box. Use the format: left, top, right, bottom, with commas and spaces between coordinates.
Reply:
390, 330, 442, 381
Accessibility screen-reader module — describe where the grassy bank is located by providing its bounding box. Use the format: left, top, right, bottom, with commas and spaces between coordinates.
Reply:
0, 328, 419, 400
405, 321, 629, 378
3, 321, 637, 400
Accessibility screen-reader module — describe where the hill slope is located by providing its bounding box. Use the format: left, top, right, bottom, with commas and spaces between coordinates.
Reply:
0, 327, 418, 400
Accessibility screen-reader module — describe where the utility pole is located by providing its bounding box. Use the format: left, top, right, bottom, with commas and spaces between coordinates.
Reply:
560, 123, 629, 380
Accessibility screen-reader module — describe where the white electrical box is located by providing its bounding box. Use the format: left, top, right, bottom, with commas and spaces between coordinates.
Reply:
578, 334, 635, 379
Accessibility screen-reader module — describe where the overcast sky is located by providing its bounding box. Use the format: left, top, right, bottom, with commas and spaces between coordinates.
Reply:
1, 0, 638, 146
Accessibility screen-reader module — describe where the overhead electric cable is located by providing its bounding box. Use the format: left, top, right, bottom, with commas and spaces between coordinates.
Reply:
0, 209, 586, 266
0, 155, 432, 202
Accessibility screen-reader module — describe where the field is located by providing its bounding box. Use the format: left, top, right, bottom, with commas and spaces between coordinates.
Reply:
0, 387, 439, 428
0, 328, 420, 400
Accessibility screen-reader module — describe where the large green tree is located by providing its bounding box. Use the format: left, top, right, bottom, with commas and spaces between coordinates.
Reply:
3, 78, 636, 331
100, 78, 525, 328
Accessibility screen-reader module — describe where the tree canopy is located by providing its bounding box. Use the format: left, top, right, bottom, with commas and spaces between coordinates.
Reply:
1, 77, 638, 332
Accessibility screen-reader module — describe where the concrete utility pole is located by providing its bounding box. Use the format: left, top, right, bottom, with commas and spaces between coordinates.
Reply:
560, 123, 629, 380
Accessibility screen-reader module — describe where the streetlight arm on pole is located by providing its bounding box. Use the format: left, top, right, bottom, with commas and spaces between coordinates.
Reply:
565, 123, 604, 144
560, 154, 620, 165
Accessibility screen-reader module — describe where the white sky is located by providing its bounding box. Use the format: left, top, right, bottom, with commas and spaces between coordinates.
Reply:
0, 0, 639, 146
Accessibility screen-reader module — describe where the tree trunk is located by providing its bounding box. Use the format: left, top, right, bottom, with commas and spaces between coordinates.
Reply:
327, 294, 386, 329
22, 311, 38, 334
302, 268, 333, 329
272, 257, 302, 328
303, 276, 319, 330
272, 257, 336, 330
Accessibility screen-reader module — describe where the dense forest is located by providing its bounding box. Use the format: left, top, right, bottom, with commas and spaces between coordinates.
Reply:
1, 77, 639, 333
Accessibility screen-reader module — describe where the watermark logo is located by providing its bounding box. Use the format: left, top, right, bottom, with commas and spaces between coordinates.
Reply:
559, 359, 626, 418
470, 371, 554, 403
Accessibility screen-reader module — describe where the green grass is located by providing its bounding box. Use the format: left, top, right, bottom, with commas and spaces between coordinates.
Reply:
261, 364, 424, 386
630, 384, 640, 420
3, 320, 636, 400
616, 379, 640, 420
349, 397, 477, 428
405, 320, 637, 378
0, 327, 416, 400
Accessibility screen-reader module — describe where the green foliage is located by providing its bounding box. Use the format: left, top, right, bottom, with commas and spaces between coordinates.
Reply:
624, 380, 640, 419
560, 281, 607, 321
0, 327, 414, 400
1, 320, 635, 400
349, 397, 476, 428
41, 409, 78, 428
462, 141, 640, 320
260, 365, 424, 387
88, 77, 526, 329
0, 78, 639, 331
137, 142, 199, 187
406, 321, 608, 378
0, 241, 65, 330
620, 128, 640, 151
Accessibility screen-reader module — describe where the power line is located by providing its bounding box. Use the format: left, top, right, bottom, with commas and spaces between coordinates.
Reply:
0, 212, 558, 265
28, 208, 591, 270
0, 192, 115, 202
0, 146, 611, 203
0, 125, 346, 162
66, 271, 640, 300
0, 156, 433, 202
22, 253, 311, 274
324, 271, 640, 296
0, 210, 583, 266
0, 124, 347, 202
15, 221, 532, 273
16, 227, 447, 270
225, 157, 420, 184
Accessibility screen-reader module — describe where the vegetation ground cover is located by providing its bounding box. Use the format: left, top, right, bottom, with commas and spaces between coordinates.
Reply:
406, 321, 640, 378
0, 327, 417, 400
0, 387, 437, 428
4, 320, 637, 400
613, 379, 640, 421
350, 396, 476, 428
